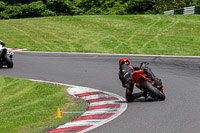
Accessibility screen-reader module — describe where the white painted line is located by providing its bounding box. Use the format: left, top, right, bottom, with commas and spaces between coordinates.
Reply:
61, 111, 85, 113
14, 50, 200, 58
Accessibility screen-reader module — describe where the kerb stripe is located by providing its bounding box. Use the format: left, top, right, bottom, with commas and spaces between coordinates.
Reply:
75, 91, 105, 97
87, 103, 120, 111
48, 125, 93, 133
72, 113, 115, 122
87, 97, 118, 103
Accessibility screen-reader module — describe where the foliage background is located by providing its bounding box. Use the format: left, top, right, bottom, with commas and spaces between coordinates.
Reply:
0, 0, 200, 19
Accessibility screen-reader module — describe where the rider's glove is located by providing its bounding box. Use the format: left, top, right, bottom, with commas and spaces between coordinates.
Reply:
140, 62, 149, 69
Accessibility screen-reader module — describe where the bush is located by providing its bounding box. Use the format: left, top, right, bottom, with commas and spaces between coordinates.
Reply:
73, 0, 105, 15
47, 0, 73, 15
41, 9, 56, 16
1, 5, 23, 19
107, 1, 128, 15
73, 0, 153, 15
28, 1, 47, 17
0, 1, 7, 12
126, 0, 153, 14
0, 12, 9, 19
0, 1, 49, 19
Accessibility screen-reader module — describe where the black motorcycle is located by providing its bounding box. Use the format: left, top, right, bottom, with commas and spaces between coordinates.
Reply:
0, 46, 14, 68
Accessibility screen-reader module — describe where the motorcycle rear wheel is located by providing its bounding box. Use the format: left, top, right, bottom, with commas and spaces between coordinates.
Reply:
144, 81, 165, 101
4, 55, 13, 68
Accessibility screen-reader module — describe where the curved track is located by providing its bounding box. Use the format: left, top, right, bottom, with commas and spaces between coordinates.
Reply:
0, 52, 200, 133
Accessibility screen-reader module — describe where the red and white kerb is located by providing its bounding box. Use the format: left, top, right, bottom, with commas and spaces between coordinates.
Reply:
48, 87, 127, 133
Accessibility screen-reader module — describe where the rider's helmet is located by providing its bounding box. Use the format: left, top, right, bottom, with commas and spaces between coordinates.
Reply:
119, 57, 130, 66
0, 40, 5, 46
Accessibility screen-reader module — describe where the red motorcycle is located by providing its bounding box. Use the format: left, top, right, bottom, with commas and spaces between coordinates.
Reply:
132, 69, 165, 101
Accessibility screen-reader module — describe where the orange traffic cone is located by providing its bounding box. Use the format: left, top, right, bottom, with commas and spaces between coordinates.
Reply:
55, 108, 62, 118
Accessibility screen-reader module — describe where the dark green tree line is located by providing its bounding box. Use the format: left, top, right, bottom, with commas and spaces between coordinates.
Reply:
0, 0, 200, 19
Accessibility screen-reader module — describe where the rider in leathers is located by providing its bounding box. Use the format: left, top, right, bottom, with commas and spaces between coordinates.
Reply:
119, 58, 163, 102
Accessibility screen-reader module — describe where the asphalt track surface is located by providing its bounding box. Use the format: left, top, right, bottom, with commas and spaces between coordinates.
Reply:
0, 52, 200, 133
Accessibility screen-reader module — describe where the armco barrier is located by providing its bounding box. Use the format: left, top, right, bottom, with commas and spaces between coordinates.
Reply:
161, 5, 200, 15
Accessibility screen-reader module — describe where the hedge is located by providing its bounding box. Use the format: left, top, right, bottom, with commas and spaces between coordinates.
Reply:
0, 0, 200, 19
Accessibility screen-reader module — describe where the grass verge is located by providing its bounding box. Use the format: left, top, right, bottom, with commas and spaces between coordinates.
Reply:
0, 15, 199, 56
0, 76, 88, 133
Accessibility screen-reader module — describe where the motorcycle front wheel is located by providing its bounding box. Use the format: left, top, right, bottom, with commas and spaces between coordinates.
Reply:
4, 54, 13, 68
0, 61, 3, 68
144, 81, 165, 101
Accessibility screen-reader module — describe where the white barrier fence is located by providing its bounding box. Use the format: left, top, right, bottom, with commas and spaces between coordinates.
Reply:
161, 5, 200, 15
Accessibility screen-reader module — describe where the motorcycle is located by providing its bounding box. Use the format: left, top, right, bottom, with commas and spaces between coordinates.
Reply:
132, 62, 165, 101
0, 45, 14, 68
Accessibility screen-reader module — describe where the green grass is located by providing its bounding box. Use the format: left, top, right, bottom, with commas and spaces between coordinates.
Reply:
0, 76, 88, 133
0, 15, 200, 56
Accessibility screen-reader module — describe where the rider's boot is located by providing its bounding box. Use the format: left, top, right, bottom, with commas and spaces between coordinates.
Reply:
143, 91, 148, 99
126, 92, 147, 102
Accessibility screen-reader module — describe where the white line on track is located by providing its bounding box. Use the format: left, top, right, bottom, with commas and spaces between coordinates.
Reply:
14, 50, 200, 59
